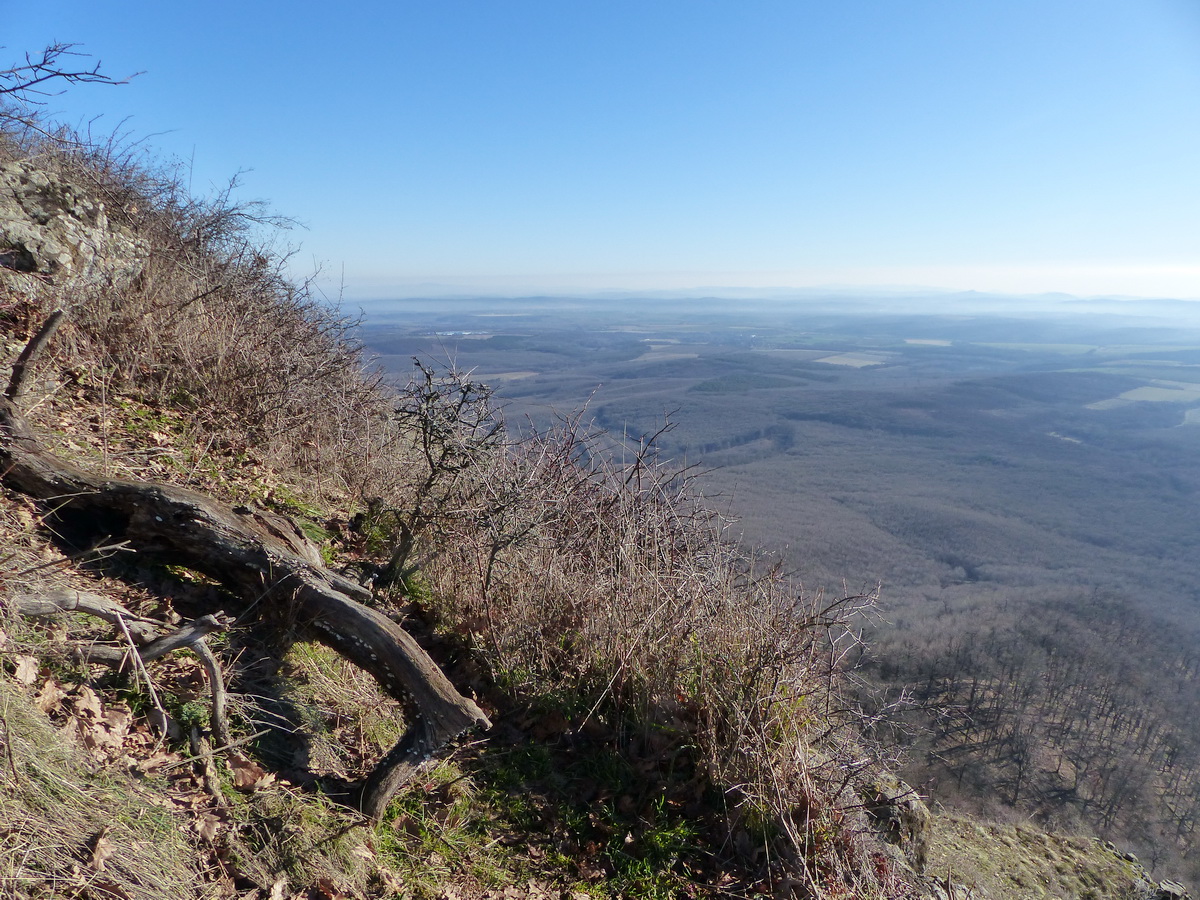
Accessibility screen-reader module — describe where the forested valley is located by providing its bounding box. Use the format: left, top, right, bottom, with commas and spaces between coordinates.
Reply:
362, 292, 1200, 883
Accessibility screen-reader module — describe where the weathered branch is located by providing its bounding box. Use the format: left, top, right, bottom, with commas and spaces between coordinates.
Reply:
0, 348, 490, 815
190, 725, 227, 806
10, 587, 159, 644
137, 614, 228, 662
0, 44, 135, 102
5, 308, 64, 402
191, 639, 231, 748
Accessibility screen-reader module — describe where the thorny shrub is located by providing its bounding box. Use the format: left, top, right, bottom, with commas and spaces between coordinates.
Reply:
390, 369, 895, 895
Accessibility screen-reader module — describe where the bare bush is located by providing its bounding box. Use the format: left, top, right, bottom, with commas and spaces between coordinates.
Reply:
387, 370, 891, 893
0, 118, 396, 502
356, 360, 504, 590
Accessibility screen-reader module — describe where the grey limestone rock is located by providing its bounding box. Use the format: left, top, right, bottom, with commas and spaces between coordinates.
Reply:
1156, 879, 1190, 900
0, 158, 147, 284
858, 771, 932, 874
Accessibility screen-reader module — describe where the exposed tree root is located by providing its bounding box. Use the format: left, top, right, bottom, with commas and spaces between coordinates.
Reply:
1, 322, 490, 816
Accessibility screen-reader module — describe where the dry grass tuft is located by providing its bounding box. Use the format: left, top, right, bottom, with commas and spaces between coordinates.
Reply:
0, 673, 207, 899
0, 118, 398, 509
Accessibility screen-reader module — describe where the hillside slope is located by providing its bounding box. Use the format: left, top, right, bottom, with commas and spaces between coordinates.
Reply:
0, 118, 1189, 900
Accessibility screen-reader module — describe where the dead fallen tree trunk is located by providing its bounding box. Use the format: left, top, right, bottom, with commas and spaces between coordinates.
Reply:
1, 387, 490, 817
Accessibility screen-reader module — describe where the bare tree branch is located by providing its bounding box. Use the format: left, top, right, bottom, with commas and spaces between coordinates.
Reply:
0, 43, 139, 138
0, 43, 136, 104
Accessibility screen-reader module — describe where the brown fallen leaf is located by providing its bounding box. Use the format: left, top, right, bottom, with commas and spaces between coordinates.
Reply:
229, 752, 275, 791
268, 879, 288, 900
12, 655, 38, 686
315, 876, 348, 899
135, 750, 179, 773
90, 826, 115, 871
75, 716, 102, 753
74, 684, 104, 719
196, 813, 222, 843
376, 869, 405, 894
104, 706, 133, 743
35, 678, 68, 713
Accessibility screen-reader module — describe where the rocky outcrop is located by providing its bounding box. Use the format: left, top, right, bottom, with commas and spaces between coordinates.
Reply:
859, 771, 932, 874
0, 158, 147, 283
1155, 879, 1191, 900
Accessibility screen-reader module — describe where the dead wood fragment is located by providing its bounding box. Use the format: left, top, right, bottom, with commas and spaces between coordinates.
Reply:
10, 588, 159, 644
4, 307, 64, 402
137, 614, 228, 662
191, 639, 231, 748
190, 725, 228, 806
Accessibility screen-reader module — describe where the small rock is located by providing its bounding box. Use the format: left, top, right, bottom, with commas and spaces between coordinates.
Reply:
1157, 880, 1190, 900
858, 771, 932, 873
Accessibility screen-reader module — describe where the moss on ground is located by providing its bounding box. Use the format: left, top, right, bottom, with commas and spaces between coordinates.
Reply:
925, 811, 1156, 900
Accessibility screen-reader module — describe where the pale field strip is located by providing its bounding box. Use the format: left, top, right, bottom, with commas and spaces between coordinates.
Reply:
1047, 431, 1084, 444
1106, 358, 1200, 368
1086, 378, 1200, 410
634, 339, 704, 361
976, 341, 1200, 356
486, 371, 541, 381
751, 348, 828, 359
814, 351, 894, 367
905, 338, 953, 346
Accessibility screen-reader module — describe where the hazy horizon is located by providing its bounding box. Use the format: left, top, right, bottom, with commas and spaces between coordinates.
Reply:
352, 282, 1200, 303
341, 270, 1200, 304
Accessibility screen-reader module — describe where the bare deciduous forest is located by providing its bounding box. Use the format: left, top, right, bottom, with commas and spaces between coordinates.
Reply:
361, 292, 1200, 882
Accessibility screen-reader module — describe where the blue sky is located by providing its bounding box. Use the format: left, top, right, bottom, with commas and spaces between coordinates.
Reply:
8, 1, 1200, 299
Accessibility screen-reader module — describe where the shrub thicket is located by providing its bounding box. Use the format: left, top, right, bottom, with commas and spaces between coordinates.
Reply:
0, 116, 396, 505
374, 368, 897, 894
